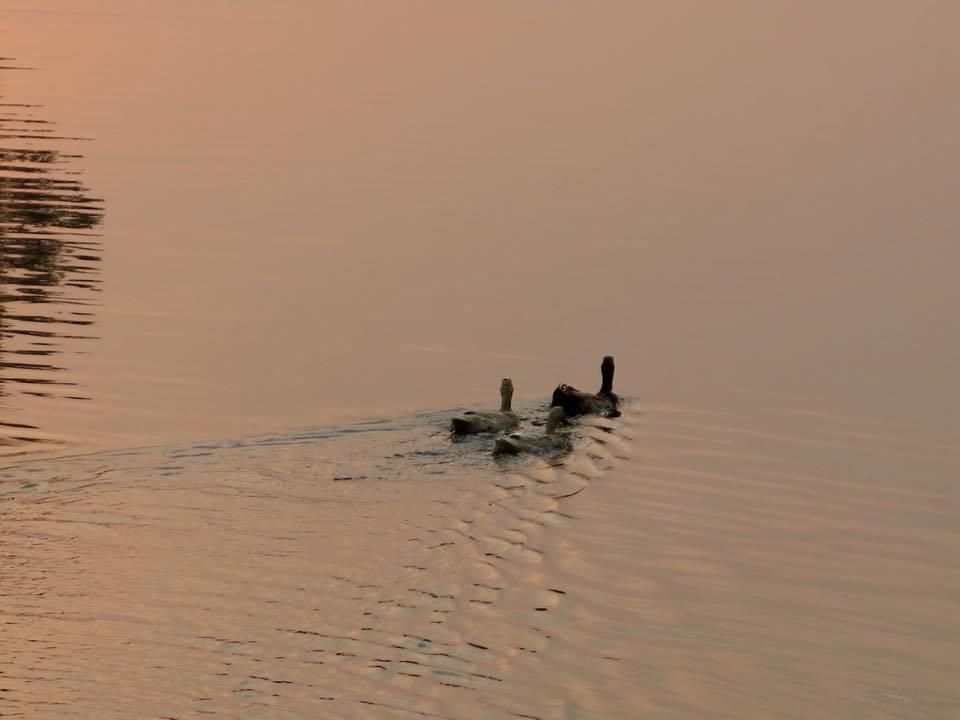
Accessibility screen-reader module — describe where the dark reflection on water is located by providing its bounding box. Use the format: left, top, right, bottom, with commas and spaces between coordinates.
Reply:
0, 61, 104, 451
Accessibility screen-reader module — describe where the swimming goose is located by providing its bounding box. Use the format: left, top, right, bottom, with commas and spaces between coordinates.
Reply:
551, 355, 620, 417
494, 406, 571, 455
450, 378, 519, 434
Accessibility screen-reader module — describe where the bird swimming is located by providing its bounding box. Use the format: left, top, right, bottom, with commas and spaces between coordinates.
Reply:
493, 406, 571, 455
551, 355, 620, 417
450, 378, 520, 434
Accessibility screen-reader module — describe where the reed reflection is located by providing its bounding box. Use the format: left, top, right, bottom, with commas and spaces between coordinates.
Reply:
0, 61, 104, 451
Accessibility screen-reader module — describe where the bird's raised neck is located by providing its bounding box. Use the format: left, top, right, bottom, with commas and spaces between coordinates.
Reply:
499, 378, 514, 412
545, 406, 566, 434
600, 356, 615, 395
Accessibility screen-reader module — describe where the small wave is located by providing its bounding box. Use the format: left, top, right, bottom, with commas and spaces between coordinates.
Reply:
0, 403, 640, 718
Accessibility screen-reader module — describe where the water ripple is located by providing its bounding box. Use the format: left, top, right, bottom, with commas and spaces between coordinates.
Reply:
0, 59, 104, 452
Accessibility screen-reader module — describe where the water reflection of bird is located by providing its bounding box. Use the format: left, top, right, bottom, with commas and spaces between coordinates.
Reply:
551, 355, 620, 418
450, 378, 519, 434
494, 406, 571, 455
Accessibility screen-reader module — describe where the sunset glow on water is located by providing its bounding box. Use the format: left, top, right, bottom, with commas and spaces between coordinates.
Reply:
2, 3, 959, 717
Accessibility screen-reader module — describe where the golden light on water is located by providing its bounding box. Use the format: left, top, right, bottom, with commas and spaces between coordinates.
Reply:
1, 3, 958, 717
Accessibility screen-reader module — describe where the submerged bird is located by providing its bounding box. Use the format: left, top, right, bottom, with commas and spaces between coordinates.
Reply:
450, 378, 519, 434
551, 355, 620, 417
494, 406, 571, 455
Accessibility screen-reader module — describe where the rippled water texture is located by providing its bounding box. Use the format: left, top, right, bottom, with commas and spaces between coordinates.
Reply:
1, 2, 959, 718
3, 405, 959, 718
0, 58, 103, 451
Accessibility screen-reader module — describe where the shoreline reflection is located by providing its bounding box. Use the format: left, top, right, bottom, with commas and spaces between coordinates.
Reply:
0, 60, 104, 451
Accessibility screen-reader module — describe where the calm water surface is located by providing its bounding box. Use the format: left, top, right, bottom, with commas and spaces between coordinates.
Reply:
0, 1, 956, 450
1, 2, 959, 718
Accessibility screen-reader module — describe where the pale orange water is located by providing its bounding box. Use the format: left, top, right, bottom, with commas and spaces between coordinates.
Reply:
3, 406, 958, 718
1, 2, 959, 718
1, 1, 957, 451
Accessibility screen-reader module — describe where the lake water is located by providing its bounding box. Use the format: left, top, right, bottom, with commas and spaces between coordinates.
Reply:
2, 2, 959, 718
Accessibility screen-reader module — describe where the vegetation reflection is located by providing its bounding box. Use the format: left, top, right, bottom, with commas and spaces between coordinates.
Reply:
0, 60, 104, 449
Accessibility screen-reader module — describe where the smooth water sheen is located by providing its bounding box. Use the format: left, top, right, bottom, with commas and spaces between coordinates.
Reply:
1, 2, 959, 718
1, 2, 957, 452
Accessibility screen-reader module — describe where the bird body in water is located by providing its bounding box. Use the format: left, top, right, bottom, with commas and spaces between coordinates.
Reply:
551, 355, 620, 417
450, 378, 519, 434
494, 406, 571, 455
